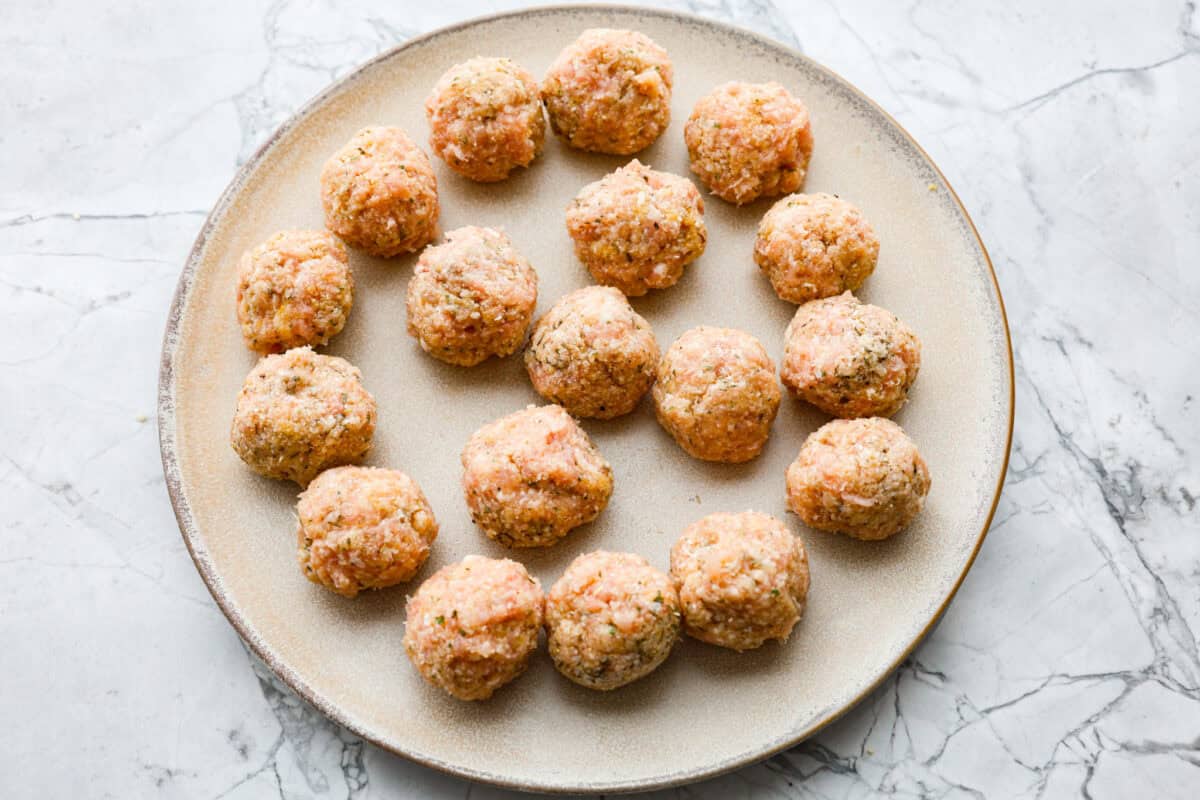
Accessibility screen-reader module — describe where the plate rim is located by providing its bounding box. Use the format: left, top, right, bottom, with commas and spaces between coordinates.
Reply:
157, 4, 1015, 794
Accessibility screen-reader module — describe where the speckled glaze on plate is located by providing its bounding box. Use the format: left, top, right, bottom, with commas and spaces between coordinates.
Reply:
159, 6, 1013, 794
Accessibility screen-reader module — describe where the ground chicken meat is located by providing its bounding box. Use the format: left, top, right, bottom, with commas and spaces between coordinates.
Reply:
653, 327, 782, 463
786, 417, 931, 540
542, 29, 673, 155
524, 286, 659, 419
405, 226, 538, 366
684, 81, 813, 205
755, 193, 879, 304
780, 292, 921, 418
404, 555, 544, 700
565, 160, 706, 296
425, 56, 546, 182
461, 405, 613, 547
235, 229, 354, 354
296, 466, 438, 598
320, 126, 439, 257
670, 511, 809, 651
230, 347, 376, 485
545, 550, 681, 690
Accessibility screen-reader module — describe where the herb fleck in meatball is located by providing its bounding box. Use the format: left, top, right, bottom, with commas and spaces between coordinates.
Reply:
296, 466, 438, 598
406, 226, 538, 366
461, 405, 613, 547
542, 29, 673, 155
786, 417, 931, 540
236, 230, 353, 354
320, 126, 439, 257
780, 292, 921, 418
653, 327, 782, 463
684, 81, 813, 205
565, 160, 706, 296
230, 347, 376, 485
525, 286, 659, 419
546, 550, 680, 690
404, 555, 544, 700
755, 193, 879, 304
670, 511, 809, 651
425, 56, 545, 182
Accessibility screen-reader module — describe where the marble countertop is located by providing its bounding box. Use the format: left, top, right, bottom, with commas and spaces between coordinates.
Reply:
3, 0, 1196, 797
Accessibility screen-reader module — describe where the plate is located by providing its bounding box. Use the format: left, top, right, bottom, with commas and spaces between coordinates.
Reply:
159, 5, 1013, 794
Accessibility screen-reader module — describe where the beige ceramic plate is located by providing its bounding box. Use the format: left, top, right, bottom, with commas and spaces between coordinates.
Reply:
160, 5, 1012, 794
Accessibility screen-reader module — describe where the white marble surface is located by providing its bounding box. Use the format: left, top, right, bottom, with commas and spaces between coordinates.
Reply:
2, 0, 1196, 797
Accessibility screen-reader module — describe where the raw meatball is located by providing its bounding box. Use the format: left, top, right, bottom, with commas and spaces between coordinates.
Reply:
406, 226, 538, 366
755, 193, 879, 304
684, 81, 813, 206
653, 327, 782, 463
545, 551, 681, 690
320, 126, 439, 257
524, 286, 659, 419
296, 466, 438, 598
786, 417, 931, 540
670, 511, 809, 651
461, 405, 613, 547
425, 56, 545, 182
565, 160, 706, 296
542, 29, 673, 155
780, 292, 921, 418
404, 555, 544, 700
230, 347, 376, 485
236, 230, 354, 353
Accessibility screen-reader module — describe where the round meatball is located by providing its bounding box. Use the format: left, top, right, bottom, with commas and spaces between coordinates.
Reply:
670, 511, 809, 651
780, 292, 921, 418
542, 29, 673, 155
296, 466, 438, 598
461, 405, 613, 547
404, 555, 544, 701
230, 347, 376, 485
684, 81, 813, 206
524, 286, 659, 419
320, 126, 439, 257
425, 57, 545, 182
545, 551, 680, 691
235, 230, 354, 353
786, 417, 931, 540
755, 193, 879, 304
405, 226, 538, 366
565, 160, 706, 296
653, 327, 782, 463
